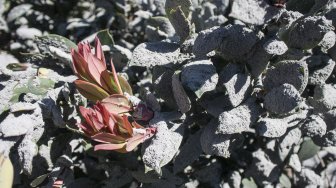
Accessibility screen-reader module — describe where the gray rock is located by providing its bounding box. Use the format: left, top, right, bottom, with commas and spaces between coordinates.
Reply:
263, 60, 309, 94
264, 84, 302, 114
329, 42, 336, 61
204, 15, 228, 29
130, 42, 180, 68
199, 94, 232, 117
142, 124, 183, 174
310, 84, 336, 112
192, 26, 226, 57
278, 128, 302, 160
308, 56, 335, 85
246, 40, 272, 78
297, 168, 323, 187
153, 67, 177, 110
285, 16, 334, 49
17, 139, 37, 175
318, 31, 336, 53
0, 53, 36, 81
200, 120, 244, 158
181, 59, 218, 98
245, 149, 281, 186
16, 27, 42, 40
1, 114, 35, 137
326, 8, 336, 27
218, 63, 244, 85
172, 71, 191, 113
301, 115, 327, 138
217, 98, 263, 134
194, 160, 223, 185
6, 4, 32, 22
289, 154, 302, 172
173, 130, 202, 174
228, 171, 241, 188
223, 73, 251, 107
324, 109, 336, 130
256, 118, 288, 138
219, 24, 262, 62
263, 39, 288, 55
229, 0, 280, 25
9, 102, 37, 113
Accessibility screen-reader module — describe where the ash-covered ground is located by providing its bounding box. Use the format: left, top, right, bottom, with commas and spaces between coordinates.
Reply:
0, 0, 336, 187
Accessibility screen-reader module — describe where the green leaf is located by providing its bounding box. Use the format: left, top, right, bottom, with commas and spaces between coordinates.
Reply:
118, 75, 133, 95
96, 29, 115, 46
10, 77, 56, 103
279, 174, 291, 188
165, 0, 193, 43
242, 178, 258, 188
298, 138, 320, 161
30, 173, 49, 187
37, 34, 77, 51
6, 63, 28, 71
74, 80, 110, 102
0, 154, 14, 188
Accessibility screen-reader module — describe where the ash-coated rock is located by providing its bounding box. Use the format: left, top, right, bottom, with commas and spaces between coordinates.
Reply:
181, 59, 218, 98
318, 31, 336, 52
223, 73, 251, 107
217, 98, 263, 134
130, 42, 180, 68
308, 56, 335, 85
200, 120, 244, 158
142, 124, 183, 174
256, 117, 288, 138
263, 84, 302, 114
229, 0, 280, 25
301, 115, 327, 138
310, 84, 336, 112
172, 71, 191, 113
285, 16, 334, 49
218, 24, 262, 61
263, 39, 288, 55
245, 149, 281, 186
263, 60, 309, 94
192, 26, 226, 56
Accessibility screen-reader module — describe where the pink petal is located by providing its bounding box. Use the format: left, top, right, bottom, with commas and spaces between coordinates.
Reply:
87, 53, 106, 87
94, 37, 107, 66
126, 134, 145, 152
94, 143, 126, 151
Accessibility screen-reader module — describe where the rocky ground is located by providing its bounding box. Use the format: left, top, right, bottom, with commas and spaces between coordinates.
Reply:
0, 0, 336, 187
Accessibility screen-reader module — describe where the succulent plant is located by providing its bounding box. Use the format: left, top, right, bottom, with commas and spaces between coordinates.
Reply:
71, 37, 132, 102
78, 102, 156, 153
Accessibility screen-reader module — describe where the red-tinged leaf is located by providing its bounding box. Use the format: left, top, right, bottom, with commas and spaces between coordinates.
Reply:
110, 59, 123, 94
71, 49, 89, 80
101, 94, 131, 114
122, 115, 133, 135
81, 42, 91, 62
95, 37, 106, 66
87, 53, 106, 86
91, 133, 126, 143
126, 134, 145, 152
90, 115, 105, 131
94, 143, 126, 151
100, 71, 120, 94
74, 80, 109, 102
79, 106, 94, 127
118, 75, 133, 95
